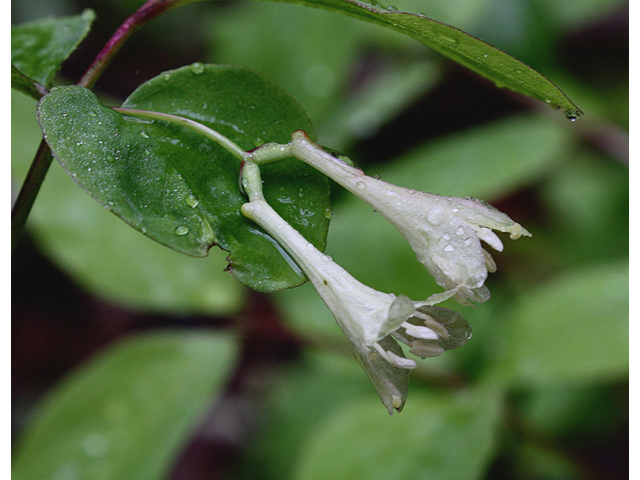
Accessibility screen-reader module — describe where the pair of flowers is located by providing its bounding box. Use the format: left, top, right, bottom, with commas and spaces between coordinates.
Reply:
242, 131, 530, 413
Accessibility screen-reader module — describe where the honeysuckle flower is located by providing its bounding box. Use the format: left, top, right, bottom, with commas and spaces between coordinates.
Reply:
240, 161, 471, 413
277, 131, 532, 305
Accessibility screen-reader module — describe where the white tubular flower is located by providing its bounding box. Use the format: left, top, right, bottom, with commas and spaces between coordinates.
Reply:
285, 131, 531, 305
240, 161, 471, 413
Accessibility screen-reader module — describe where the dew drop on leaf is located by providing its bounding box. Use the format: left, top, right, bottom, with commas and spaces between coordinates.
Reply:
189, 62, 205, 74
174, 225, 189, 236
185, 195, 199, 208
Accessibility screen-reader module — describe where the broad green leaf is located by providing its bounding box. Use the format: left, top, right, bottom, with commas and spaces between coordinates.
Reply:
11, 9, 95, 90
12, 91, 244, 315
12, 331, 239, 480
503, 261, 628, 385
37, 65, 331, 292
254, 0, 581, 118
374, 115, 572, 199
293, 386, 503, 480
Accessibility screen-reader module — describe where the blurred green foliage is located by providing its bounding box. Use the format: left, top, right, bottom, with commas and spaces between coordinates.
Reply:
12, 0, 628, 479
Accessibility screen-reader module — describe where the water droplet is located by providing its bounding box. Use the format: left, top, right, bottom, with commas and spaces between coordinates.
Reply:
174, 225, 189, 236
440, 35, 458, 44
185, 195, 199, 208
426, 207, 446, 225
190, 62, 205, 74
88, 111, 97, 117
82, 433, 110, 458
356, 181, 366, 190
386, 5, 398, 11
564, 108, 583, 121
323, 208, 333, 219
139, 130, 149, 139
444, 244, 455, 252
163, 73, 171, 81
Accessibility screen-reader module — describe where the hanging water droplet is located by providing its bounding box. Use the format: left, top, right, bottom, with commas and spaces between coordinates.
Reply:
185, 195, 199, 208
564, 108, 583, 121
174, 225, 189, 236
190, 62, 205, 74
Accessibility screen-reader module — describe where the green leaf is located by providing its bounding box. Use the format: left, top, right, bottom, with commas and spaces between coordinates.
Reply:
11, 64, 44, 100
293, 386, 503, 480
241, 350, 375, 480
254, 0, 581, 118
12, 91, 244, 314
12, 330, 239, 480
503, 261, 628, 385
11, 9, 96, 89
37, 65, 331, 292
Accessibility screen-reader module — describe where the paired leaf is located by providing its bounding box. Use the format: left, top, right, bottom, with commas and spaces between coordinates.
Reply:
12, 331, 238, 480
37, 65, 331, 292
255, 0, 581, 118
11, 9, 96, 98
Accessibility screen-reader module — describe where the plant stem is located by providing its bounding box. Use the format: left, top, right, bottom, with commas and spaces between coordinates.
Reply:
78, 0, 201, 89
11, 140, 54, 250
12, 0, 201, 250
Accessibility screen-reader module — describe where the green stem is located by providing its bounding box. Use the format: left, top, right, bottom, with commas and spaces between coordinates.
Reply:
11, 140, 54, 250
115, 107, 248, 161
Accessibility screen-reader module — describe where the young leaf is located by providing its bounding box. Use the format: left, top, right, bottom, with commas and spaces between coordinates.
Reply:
12, 331, 238, 480
11, 9, 96, 91
37, 65, 331, 292
254, 0, 582, 118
